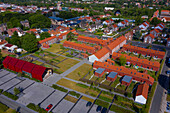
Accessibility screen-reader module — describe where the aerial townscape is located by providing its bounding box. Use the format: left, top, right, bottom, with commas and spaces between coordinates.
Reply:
0, 0, 169, 113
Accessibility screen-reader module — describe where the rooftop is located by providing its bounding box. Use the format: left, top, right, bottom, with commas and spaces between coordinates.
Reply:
95, 68, 105, 74
107, 72, 117, 78
122, 75, 132, 83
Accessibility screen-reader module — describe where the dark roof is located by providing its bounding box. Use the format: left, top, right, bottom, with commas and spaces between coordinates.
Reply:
5, 44, 13, 47
49, 16, 64, 21
32, 65, 46, 77
95, 68, 105, 74
65, 17, 79, 21
122, 75, 132, 83
41, 29, 48, 32
107, 72, 117, 78
22, 62, 35, 73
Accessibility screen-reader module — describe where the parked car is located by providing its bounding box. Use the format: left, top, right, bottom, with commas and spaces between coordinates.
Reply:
101, 107, 107, 113
166, 70, 170, 75
96, 106, 102, 112
45, 104, 53, 111
86, 101, 92, 107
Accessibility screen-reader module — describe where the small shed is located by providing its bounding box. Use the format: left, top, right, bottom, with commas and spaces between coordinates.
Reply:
121, 75, 132, 86
95, 68, 105, 77
107, 72, 117, 82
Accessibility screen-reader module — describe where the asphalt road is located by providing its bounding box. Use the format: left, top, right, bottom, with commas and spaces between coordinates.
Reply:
0, 94, 37, 113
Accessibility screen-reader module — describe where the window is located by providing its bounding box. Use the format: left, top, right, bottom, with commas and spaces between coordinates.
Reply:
142, 75, 143, 77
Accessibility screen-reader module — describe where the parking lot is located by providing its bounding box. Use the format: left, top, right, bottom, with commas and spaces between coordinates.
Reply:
70, 99, 89, 113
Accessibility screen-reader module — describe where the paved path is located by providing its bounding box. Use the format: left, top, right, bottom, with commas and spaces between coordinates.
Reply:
0, 94, 37, 113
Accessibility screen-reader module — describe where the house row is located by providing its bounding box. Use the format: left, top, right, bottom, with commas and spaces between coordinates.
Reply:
89, 36, 126, 62
3, 56, 53, 81
122, 44, 165, 59
93, 61, 154, 85
112, 52, 160, 71
77, 35, 112, 46
63, 41, 96, 54
104, 24, 118, 35
139, 21, 150, 31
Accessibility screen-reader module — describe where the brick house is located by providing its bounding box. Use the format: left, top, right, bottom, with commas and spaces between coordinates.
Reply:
150, 29, 160, 37
106, 59, 115, 65
122, 44, 165, 59
63, 41, 96, 54
139, 21, 150, 31
143, 33, 155, 44
155, 23, 165, 31
94, 68, 105, 77
39, 36, 59, 48
107, 72, 117, 82
93, 61, 154, 85
121, 75, 132, 86
112, 52, 160, 71
124, 31, 133, 40
112, 24, 118, 31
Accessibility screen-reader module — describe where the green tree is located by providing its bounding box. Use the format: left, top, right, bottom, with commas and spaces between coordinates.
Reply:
150, 17, 161, 26
66, 32, 75, 41
119, 55, 126, 66
21, 33, 38, 53
40, 32, 51, 40
14, 87, 20, 95
135, 17, 143, 26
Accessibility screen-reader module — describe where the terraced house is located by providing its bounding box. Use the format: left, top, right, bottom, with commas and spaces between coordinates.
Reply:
122, 44, 165, 59
112, 52, 160, 71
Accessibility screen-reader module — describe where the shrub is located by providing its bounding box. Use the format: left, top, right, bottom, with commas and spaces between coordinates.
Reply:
69, 91, 80, 98
110, 104, 133, 113
14, 87, 20, 95
76, 83, 89, 88
98, 96, 112, 102
52, 84, 68, 92
0, 102, 9, 112
2, 91, 18, 100
95, 99, 109, 108
27, 103, 50, 113
0, 89, 3, 93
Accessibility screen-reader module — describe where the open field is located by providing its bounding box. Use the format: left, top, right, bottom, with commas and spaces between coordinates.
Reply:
57, 59, 79, 72
45, 44, 62, 53
64, 95, 78, 103
32, 60, 43, 65
81, 96, 94, 102
66, 64, 92, 81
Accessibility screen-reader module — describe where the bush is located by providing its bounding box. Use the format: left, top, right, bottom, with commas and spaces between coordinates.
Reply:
0, 102, 9, 112
110, 104, 133, 113
52, 84, 68, 92
0, 89, 3, 93
2, 91, 18, 100
69, 91, 80, 98
76, 83, 89, 88
95, 99, 109, 108
14, 87, 20, 95
27, 103, 50, 113
98, 96, 112, 102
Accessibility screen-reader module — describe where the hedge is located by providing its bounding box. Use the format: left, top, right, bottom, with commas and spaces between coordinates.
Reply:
0, 89, 3, 93
2, 91, 18, 100
52, 84, 68, 92
95, 99, 110, 108
110, 104, 134, 113
69, 91, 80, 98
98, 95, 112, 103
76, 83, 89, 88
0, 102, 9, 112
27, 103, 51, 113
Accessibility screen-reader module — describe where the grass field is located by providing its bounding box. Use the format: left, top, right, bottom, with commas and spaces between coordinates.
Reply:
32, 60, 43, 65
110, 77, 120, 88
57, 78, 99, 97
66, 64, 92, 81
57, 59, 79, 72
116, 84, 127, 91
81, 96, 94, 102
45, 44, 62, 53
55, 56, 66, 61
102, 80, 112, 86
64, 95, 78, 103
85, 70, 95, 79
126, 82, 136, 93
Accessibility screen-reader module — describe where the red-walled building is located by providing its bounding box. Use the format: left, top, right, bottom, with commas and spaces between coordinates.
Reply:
93, 61, 154, 85
2, 56, 53, 82
121, 75, 132, 86
112, 52, 160, 71
94, 68, 105, 77
122, 44, 165, 59
107, 72, 117, 82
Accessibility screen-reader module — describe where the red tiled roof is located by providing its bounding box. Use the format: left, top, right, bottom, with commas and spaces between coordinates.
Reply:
93, 61, 154, 85
145, 21, 149, 25
163, 17, 170, 21
145, 34, 155, 39
32, 65, 46, 80
15, 60, 26, 72
105, 20, 110, 23
5, 44, 13, 47
94, 47, 110, 59
136, 83, 149, 99
121, 21, 125, 24
39, 36, 58, 44
125, 20, 128, 23
123, 44, 165, 56
113, 24, 118, 28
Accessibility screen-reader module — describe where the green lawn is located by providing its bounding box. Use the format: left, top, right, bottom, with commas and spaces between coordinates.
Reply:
32, 60, 43, 65
45, 44, 62, 53
64, 95, 78, 103
116, 84, 127, 91
81, 96, 94, 102
110, 77, 120, 88
66, 64, 92, 81
85, 70, 95, 79
102, 80, 112, 86
57, 59, 79, 72
54, 56, 66, 62
126, 82, 136, 93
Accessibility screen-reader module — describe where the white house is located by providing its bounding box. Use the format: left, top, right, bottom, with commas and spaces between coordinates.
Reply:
4, 44, 17, 52
139, 21, 150, 31
135, 83, 149, 104
155, 23, 165, 31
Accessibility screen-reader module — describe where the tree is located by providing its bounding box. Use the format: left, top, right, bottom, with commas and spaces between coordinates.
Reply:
66, 32, 75, 41
14, 87, 20, 95
119, 55, 126, 66
21, 33, 38, 53
40, 32, 51, 40
135, 17, 143, 26
103, 24, 107, 28
150, 17, 161, 26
